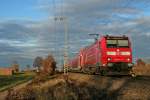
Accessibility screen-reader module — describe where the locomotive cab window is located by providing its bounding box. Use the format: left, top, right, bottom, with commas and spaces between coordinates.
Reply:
107, 39, 129, 48
118, 40, 129, 47
107, 40, 117, 48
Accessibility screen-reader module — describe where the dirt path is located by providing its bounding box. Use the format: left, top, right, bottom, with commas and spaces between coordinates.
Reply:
0, 81, 31, 100
0, 75, 64, 100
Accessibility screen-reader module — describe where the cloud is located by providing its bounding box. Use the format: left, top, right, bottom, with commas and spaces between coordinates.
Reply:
35, 0, 150, 59
0, 0, 150, 68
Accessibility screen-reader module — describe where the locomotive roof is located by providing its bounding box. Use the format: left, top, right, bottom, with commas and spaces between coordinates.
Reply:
80, 35, 129, 50
104, 35, 128, 39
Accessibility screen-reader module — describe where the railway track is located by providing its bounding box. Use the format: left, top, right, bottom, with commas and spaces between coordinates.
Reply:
67, 70, 137, 78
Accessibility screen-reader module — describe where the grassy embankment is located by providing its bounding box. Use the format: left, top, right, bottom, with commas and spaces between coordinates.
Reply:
0, 72, 35, 92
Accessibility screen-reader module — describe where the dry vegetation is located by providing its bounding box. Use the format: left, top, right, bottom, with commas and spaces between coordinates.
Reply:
5, 54, 57, 100
133, 59, 150, 76
5, 73, 150, 100
42, 54, 56, 75
133, 64, 150, 76
31, 54, 57, 84
5, 74, 63, 100
3, 57, 150, 100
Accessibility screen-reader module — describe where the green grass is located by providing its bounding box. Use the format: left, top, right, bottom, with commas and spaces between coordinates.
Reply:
0, 73, 34, 92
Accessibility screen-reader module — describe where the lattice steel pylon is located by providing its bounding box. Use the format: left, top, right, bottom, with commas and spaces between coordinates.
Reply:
53, 0, 69, 75
54, 16, 69, 75
63, 17, 69, 75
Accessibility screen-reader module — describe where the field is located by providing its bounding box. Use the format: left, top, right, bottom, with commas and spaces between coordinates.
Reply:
0, 72, 34, 92
0, 65, 150, 100
3, 72, 150, 100
133, 64, 150, 76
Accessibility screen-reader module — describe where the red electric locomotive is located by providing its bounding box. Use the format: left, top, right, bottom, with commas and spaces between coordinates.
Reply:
69, 35, 135, 76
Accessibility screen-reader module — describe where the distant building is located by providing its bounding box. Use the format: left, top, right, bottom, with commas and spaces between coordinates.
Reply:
0, 67, 13, 75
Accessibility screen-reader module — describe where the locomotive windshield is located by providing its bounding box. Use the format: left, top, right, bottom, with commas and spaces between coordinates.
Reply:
107, 39, 129, 48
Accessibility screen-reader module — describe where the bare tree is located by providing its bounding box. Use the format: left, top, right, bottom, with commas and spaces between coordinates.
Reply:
137, 59, 146, 66
26, 64, 31, 71
11, 61, 19, 73
42, 54, 56, 75
33, 56, 43, 72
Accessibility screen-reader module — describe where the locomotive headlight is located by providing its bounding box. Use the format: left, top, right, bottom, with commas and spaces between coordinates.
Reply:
127, 58, 130, 61
107, 51, 116, 55
107, 58, 111, 61
120, 52, 131, 55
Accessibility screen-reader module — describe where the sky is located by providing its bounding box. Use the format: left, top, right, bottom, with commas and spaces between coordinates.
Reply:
0, 0, 150, 69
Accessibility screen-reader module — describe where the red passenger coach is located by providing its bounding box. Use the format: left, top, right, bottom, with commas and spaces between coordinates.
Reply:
69, 35, 134, 76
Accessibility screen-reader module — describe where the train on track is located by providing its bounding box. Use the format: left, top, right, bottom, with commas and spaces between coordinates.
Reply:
68, 35, 135, 76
